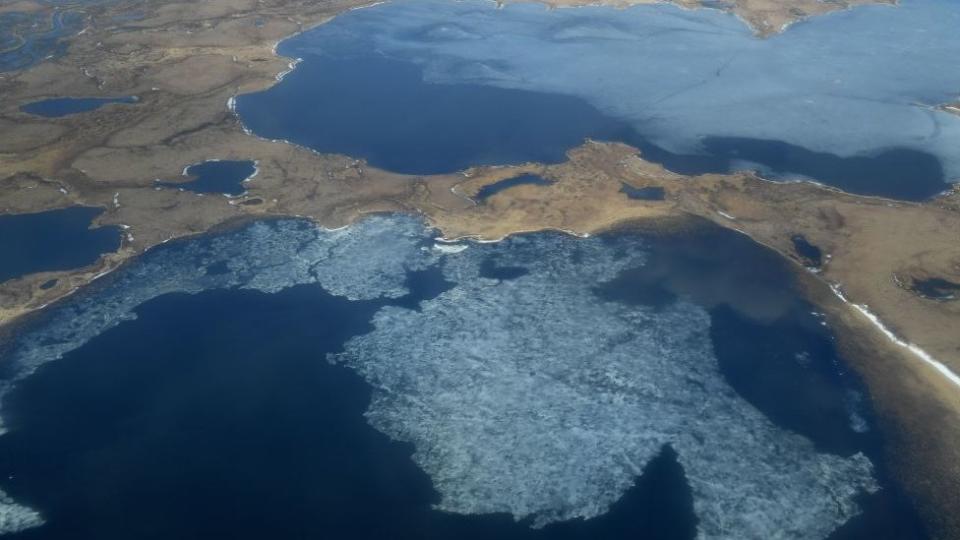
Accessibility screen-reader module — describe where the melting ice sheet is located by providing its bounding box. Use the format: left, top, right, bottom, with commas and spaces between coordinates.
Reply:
1, 215, 880, 539
240, 0, 960, 194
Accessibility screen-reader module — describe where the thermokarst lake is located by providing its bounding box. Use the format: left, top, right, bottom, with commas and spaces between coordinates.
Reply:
0, 207, 121, 284
156, 160, 258, 196
1, 0, 959, 539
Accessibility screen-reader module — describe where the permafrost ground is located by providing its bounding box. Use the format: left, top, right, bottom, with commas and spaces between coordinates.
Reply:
1, 215, 878, 538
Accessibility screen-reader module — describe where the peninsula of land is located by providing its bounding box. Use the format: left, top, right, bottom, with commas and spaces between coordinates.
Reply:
532, 0, 893, 36
1, 0, 958, 537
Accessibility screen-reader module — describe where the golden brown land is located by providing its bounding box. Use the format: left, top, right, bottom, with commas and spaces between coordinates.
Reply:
0, 1, 43, 15
1, 0, 958, 537
528, 0, 892, 36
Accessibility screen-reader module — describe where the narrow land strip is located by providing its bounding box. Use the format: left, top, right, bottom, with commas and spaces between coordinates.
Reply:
1, 0, 957, 536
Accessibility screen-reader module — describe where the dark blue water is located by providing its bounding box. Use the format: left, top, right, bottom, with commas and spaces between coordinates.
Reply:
0, 221, 926, 539
0, 284, 696, 540
0, 207, 121, 283
157, 160, 256, 196
791, 234, 823, 268
593, 224, 927, 539
236, 53, 948, 201
910, 277, 960, 301
619, 183, 665, 201
475, 174, 554, 202
20, 96, 138, 118
237, 56, 631, 175
0, 10, 85, 73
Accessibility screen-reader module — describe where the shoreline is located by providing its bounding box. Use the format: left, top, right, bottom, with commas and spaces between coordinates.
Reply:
1, 0, 958, 536
0, 208, 946, 534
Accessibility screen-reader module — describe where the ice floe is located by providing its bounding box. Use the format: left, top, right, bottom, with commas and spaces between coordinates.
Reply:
0, 490, 42, 535
1, 216, 878, 539
332, 230, 879, 538
0, 215, 438, 433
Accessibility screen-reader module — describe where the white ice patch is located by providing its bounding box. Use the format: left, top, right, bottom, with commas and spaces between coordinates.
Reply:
332, 232, 878, 539
1, 216, 878, 539
0, 215, 438, 434
0, 489, 42, 535
433, 242, 469, 254
829, 283, 960, 388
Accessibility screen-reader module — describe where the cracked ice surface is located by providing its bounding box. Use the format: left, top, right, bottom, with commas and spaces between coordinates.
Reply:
288, 0, 960, 181
332, 232, 878, 539
0, 215, 438, 432
2, 216, 877, 538
0, 490, 42, 535
0, 215, 434, 533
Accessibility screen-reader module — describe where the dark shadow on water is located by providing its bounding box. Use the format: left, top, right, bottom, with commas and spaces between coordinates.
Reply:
0, 285, 697, 540
709, 303, 872, 457
594, 227, 868, 456
0, 207, 121, 284
700, 138, 948, 202
594, 223, 928, 539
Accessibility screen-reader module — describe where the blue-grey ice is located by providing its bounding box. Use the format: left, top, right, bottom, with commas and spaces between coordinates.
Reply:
333, 232, 878, 539
289, 0, 960, 183
1, 215, 878, 539
0, 215, 440, 417
0, 492, 42, 535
